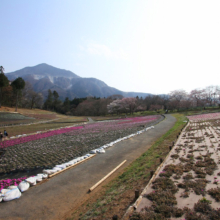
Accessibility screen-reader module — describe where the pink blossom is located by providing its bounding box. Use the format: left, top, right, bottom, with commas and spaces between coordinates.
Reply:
0, 125, 83, 149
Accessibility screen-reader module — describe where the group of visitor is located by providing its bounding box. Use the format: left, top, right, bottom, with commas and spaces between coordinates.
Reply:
0, 130, 8, 141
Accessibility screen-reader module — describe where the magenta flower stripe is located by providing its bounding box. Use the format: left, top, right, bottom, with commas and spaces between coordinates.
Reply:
187, 113, 220, 121
117, 116, 157, 124
0, 177, 27, 191
0, 125, 83, 149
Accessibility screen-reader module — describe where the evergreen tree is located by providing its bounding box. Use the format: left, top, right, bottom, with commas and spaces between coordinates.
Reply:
53, 90, 59, 111
11, 77, 25, 111
44, 89, 53, 110
0, 66, 9, 108
63, 97, 70, 112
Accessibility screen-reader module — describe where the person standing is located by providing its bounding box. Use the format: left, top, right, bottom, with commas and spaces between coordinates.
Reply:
4, 130, 8, 139
0, 132, 3, 141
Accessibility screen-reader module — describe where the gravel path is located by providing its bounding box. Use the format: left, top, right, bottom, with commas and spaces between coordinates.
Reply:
0, 115, 176, 220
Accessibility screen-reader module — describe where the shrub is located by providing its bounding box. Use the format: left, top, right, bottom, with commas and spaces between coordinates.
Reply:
172, 207, 184, 217
145, 189, 177, 206
184, 210, 203, 220
194, 198, 212, 214
151, 177, 178, 194
171, 154, 179, 159
208, 187, 220, 202
183, 173, 194, 180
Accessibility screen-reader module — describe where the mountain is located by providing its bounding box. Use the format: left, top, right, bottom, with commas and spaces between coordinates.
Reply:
7, 63, 79, 79
6, 64, 152, 100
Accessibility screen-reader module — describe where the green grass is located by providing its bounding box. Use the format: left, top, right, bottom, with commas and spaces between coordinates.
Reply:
90, 116, 121, 121
69, 113, 187, 220
3, 119, 86, 137
182, 108, 220, 116
114, 107, 220, 117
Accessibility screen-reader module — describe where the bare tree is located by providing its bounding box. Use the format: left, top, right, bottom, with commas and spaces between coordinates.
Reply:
108, 94, 124, 100
190, 89, 206, 108
149, 104, 163, 112
168, 90, 188, 111
216, 86, 220, 107
22, 81, 43, 109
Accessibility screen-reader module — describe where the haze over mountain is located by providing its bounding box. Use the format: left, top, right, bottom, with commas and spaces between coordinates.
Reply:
6, 64, 152, 100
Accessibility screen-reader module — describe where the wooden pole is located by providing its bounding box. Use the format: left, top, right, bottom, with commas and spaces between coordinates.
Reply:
89, 160, 127, 192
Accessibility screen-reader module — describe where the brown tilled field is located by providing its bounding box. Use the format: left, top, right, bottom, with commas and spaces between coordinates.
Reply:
132, 113, 220, 220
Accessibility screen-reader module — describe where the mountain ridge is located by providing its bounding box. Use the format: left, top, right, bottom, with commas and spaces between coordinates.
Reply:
6, 63, 152, 100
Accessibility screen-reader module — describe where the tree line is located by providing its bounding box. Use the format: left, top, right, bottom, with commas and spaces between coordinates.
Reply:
43, 86, 220, 116
0, 66, 43, 111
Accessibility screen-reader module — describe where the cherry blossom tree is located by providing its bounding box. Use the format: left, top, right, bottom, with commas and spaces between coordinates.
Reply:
107, 97, 137, 114
107, 99, 122, 114
136, 105, 146, 112
120, 97, 136, 114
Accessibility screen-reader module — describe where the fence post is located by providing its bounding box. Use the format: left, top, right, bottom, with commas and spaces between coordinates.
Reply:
135, 190, 139, 199
112, 215, 118, 220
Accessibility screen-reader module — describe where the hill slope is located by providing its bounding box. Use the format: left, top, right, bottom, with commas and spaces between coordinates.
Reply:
6, 64, 151, 100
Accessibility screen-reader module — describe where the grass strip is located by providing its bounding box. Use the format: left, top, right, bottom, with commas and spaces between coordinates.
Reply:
2, 117, 87, 137
68, 114, 187, 220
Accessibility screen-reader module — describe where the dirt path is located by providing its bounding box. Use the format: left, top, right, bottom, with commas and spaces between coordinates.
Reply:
87, 117, 94, 123
0, 115, 176, 220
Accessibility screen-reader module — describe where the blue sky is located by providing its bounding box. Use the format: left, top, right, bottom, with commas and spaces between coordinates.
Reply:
1, 0, 220, 94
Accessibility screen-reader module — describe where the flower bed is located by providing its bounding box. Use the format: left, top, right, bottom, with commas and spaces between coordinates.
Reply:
0, 112, 36, 127
24, 113, 57, 120
187, 112, 220, 121
0, 115, 161, 175
0, 125, 84, 149
0, 112, 34, 121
